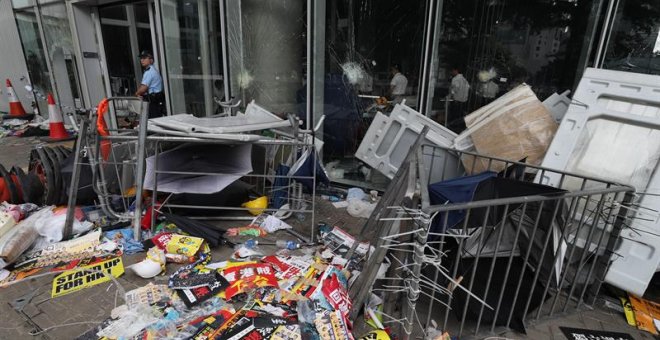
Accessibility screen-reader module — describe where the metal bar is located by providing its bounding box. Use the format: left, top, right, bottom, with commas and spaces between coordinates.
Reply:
491, 202, 527, 332
458, 205, 491, 337
562, 193, 607, 312
587, 192, 634, 305
428, 145, 629, 187
505, 200, 546, 328
534, 190, 587, 320
132, 100, 149, 240
474, 203, 510, 335
151, 169, 314, 179
575, 195, 618, 309
150, 140, 160, 232
425, 210, 450, 329
63, 119, 89, 238
423, 187, 630, 214
548, 194, 594, 316
576, 193, 618, 309
163, 204, 312, 213
519, 195, 565, 323
442, 209, 472, 331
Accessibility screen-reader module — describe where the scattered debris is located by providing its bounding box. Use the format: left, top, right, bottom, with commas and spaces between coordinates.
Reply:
628, 294, 660, 335
559, 327, 634, 340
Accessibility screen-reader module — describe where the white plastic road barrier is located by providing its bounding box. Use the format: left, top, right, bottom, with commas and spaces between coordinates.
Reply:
540, 67, 660, 296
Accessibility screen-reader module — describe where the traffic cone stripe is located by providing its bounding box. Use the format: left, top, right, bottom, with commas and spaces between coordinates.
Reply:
47, 93, 63, 123
45, 93, 71, 141
5, 79, 27, 116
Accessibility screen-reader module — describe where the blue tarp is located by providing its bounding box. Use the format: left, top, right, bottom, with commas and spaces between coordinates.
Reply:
428, 171, 497, 232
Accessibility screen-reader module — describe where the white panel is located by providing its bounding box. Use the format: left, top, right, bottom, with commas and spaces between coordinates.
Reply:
0, 0, 31, 113
542, 90, 571, 123
355, 103, 461, 182
540, 68, 660, 296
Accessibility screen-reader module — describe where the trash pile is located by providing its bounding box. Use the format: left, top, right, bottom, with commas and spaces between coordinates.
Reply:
0, 196, 393, 339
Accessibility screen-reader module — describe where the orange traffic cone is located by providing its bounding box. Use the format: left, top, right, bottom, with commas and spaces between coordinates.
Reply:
42, 93, 75, 142
4, 79, 32, 119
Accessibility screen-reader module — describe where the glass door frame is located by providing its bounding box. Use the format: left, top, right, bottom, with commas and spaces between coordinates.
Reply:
96, 1, 158, 99
13, 0, 65, 115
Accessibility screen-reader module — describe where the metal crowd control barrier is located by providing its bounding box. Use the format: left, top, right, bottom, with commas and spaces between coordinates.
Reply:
381, 144, 634, 339
66, 97, 316, 241
145, 129, 317, 240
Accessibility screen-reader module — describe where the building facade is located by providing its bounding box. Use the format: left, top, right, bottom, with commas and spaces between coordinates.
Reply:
2, 0, 658, 124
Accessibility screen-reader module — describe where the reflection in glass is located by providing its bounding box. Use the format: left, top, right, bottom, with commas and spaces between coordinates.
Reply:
40, 3, 82, 110
134, 4, 150, 24
15, 8, 51, 115
320, 0, 426, 161
226, 0, 304, 115
99, 5, 126, 20
603, 0, 660, 75
11, 0, 33, 10
101, 24, 135, 95
429, 0, 596, 130
99, 3, 154, 97
162, 0, 224, 116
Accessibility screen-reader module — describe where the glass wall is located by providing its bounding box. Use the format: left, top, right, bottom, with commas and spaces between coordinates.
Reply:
99, 3, 154, 97
428, 0, 597, 132
320, 0, 427, 162
39, 2, 81, 111
14, 7, 50, 115
161, 0, 224, 116
225, 0, 305, 115
602, 0, 660, 74
13, 0, 82, 115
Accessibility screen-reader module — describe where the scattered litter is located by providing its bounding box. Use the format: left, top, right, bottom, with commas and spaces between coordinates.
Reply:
226, 226, 267, 237
559, 327, 634, 340
332, 201, 349, 209
251, 213, 294, 233
346, 199, 376, 218
131, 247, 166, 279
242, 196, 268, 215
51, 257, 124, 298
124, 283, 171, 308
103, 228, 144, 254
628, 294, 660, 335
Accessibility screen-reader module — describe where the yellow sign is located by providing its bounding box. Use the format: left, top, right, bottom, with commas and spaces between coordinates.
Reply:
51, 257, 124, 298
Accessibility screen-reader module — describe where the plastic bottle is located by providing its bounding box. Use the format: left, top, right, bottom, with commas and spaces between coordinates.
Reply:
243, 239, 259, 249
276, 239, 301, 250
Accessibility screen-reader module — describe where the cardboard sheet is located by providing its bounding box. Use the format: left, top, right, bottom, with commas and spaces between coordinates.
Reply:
459, 85, 557, 174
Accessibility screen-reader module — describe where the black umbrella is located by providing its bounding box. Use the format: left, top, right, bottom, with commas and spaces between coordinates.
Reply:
161, 212, 230, 248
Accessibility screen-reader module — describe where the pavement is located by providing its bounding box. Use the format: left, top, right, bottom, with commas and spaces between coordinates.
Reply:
0, 135, 656, 340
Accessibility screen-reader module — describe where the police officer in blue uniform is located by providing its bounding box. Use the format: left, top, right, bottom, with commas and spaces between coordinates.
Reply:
135, 50, 166, 118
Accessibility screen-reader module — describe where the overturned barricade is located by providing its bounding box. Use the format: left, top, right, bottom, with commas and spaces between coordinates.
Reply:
65, 97, 319, 241
355, 140, 635, 338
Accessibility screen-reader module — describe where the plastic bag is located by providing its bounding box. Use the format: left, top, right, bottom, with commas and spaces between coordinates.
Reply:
346, 199, 375, 218
33, 207, 93, 243
0, 208, 48, 263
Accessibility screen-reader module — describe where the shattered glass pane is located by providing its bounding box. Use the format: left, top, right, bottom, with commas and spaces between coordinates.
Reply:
226, 0, 305, 115
321, 0, 426, 161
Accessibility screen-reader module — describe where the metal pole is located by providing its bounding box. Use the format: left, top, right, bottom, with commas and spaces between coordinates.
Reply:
132, 100, 149, 240
63, 118, 88, 239
593, 0, 617, 67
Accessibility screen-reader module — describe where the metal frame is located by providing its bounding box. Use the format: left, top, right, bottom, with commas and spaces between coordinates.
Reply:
66, 96, 317, 241
369, 144, 633, 338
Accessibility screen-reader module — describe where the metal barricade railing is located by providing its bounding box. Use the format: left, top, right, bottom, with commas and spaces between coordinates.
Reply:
66, 97, 317, 241
381, 144, 634, 339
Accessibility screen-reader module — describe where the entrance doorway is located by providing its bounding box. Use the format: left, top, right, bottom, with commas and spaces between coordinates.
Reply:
98, 2, 156, 97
